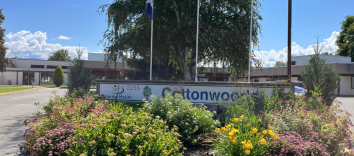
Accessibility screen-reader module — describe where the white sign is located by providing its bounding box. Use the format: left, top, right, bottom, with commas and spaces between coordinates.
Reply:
98, 83, 292, 104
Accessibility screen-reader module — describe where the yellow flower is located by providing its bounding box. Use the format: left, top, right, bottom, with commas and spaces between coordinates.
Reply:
241, 141, 246, 144
247, 140, 251, 143
243, 144, 248, 149
258, 118, 261, 122
273, 135, 279, 140
252, 128, 257, 134
232, 138, 236, 143
216, 128, 220, 132
232, 129, 239, 133
262, 130, 267, 134
256, 132, 260, 136
234, 118, 239, 123
247, 124, 251, 127
245, 150, 250, 154
226, 124, 231, 128
229, 132, 235, 137
240, 115, 245, 118
259, 138, 266, 144
246, 143, 253, 149
229, 136, 233, 140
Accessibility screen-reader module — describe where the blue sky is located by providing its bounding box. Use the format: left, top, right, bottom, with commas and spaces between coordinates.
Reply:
1, 0, 354, 67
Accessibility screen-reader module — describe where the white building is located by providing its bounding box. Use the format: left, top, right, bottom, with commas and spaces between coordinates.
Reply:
88, 52, 124, 62
248, 54, 354, 95
0, 59, 135, 86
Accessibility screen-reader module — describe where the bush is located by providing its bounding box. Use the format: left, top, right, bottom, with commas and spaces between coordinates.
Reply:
213, 114, 276, 155
268, 131, 329, 155
53, 66, 64, 87
141, 93, 220, 145
68, 102, 184, 156
263, 95, 354, 155
23, 93, 110, 155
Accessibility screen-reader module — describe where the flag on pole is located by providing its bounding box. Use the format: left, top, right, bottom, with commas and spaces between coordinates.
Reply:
145, 0, 153, 19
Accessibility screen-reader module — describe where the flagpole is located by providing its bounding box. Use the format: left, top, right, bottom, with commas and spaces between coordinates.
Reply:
248, 0, 253, 83
195, 0, 200, 82
149, 1, 153, 81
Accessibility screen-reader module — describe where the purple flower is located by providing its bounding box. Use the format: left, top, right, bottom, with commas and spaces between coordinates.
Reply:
125, 133, 129, 135
133, 132, 137, 134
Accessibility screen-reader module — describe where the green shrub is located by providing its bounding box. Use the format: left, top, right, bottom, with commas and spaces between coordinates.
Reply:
68, 102, 184, 156
213, 114, 275, 156
53, 66, 64, 87
263, 94, 354, 155
141, 93, 220, 145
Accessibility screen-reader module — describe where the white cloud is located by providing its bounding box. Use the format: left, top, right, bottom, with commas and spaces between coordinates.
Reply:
4, 30, 89, 60
255, 31, 340, 67
58, 35, 71, 40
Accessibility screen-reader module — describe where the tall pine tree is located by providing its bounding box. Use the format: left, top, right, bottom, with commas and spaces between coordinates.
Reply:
0, 8, 9, 72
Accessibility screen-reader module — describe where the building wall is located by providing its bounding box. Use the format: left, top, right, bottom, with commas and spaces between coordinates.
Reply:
18, 72, 23, 85
63, 73, 68, 85
0, 73, 2, 85
88, 53, 123, 62
340, 76, 353, 95
1, 71, 17, 85
292, 55, 351, 66
259, 78, 267, 82
291, 77, 298, 81
34, 72, 39, 85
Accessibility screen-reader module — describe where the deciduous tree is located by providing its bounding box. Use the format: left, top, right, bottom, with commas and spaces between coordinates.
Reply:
99, 0, 263, 81
336, 15, 354, 61
0, 8, 9, 72
48, 49, 72, 61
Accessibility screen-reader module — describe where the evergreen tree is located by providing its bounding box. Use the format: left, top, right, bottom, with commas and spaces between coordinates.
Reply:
300, 38, 341, 105
67, 46, 95, 93
53, 66, 64, 87
0, 8, 9, 72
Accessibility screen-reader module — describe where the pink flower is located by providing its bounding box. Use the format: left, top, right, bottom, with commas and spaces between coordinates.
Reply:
285, 100, 290, 103
56, 115, 59, 118
277, 101, 281, 105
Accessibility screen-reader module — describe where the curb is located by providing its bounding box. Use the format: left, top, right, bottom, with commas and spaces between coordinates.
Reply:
0, 87, 40, 96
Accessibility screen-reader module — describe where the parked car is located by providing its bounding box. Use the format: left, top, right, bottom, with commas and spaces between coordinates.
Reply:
294, 86, 307, 95
291, 81, 306, 89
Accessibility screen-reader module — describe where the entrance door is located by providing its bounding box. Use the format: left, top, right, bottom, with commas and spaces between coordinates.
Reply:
23, 72, 34, 85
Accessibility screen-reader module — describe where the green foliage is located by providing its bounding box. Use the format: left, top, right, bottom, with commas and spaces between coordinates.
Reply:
219, 86, 293, 126
274, 61, 287, 67
68, 102, 184, 156
336, 15, 354, 61
67, 46, 95, 93
125, 57, 184, 80
263, 94, 354, 156
300, 52, 340, 105
48, 49, 72, 61
53, 66, 64, 87
141, 93, 220, 145
213, 115, 274, 156
99, 0, 263, 81
0, 8, 9, 72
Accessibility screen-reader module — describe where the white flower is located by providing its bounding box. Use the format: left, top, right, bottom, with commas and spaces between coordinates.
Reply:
186, 123, 189, 125
168, 102, 172, 104
156, 115, 160, 119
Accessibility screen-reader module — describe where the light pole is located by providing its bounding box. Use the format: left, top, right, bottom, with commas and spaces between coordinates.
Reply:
248, 0, 253, 83
195, 0, 200, 82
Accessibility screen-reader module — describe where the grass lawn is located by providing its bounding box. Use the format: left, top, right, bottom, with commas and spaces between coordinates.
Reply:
0, 87, 37, 93
0, 85, 23, 88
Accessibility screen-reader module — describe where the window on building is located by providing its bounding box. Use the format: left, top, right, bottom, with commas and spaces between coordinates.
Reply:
291, 61, 296, 65
31, 65, 44, 68
61, 66, 69, 69
47, 65, 58, 69
41, 72, 54, 83
254, 77, 259, 82
352, 76, 354, 89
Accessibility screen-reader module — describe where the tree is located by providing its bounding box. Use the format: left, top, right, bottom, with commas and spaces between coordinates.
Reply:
99, 0, 263, 81
67, 46, 95, 93
53, 66, 64, 87
0, 8, 9, 72
336, 15, 354, 61
125, 56, 184, 80
48, 49, 72, 61
274, 61, 287, 67
300, 38, 341, 105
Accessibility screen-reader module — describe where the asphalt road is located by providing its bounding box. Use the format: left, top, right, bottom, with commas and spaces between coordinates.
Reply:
0, 87, 67, 156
